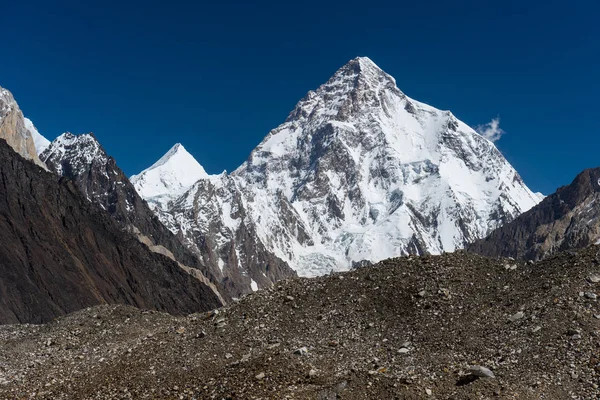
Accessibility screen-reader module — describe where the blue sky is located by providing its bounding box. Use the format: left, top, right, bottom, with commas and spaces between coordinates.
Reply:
1, 0, 598, 194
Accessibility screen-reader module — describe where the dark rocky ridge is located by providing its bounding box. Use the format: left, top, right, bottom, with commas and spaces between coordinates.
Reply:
0, 139, 221, 324
40, 133, 227, 301
2, 246, 600, 398
470, 168, 600, 260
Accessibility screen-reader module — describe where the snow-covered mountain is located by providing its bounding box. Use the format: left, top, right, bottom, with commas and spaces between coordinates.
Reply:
130, 143, 209, 209
133, 57, 542, 277
0, 86, 49, 166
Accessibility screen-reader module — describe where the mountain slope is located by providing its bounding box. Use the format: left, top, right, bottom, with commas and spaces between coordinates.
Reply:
135, 57, 541, 277
40, 133, 225, 302
160, 172, 298, 296
0, 138, 222, 324
0, 86, 47, 167
469, 167, 600, 260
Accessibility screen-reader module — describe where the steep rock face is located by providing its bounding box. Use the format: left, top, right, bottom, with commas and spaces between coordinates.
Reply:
40, 133, 226, 302
0, 87, 47, 167
469, 168, 600, 260
0, 139, 222, 324
135, 57, 540, 277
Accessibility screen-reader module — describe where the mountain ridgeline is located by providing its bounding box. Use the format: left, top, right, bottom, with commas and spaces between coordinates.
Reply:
133, 57, 542, 278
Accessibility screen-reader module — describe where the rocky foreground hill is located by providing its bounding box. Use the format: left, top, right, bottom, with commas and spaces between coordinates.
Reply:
2, 247, 600, 399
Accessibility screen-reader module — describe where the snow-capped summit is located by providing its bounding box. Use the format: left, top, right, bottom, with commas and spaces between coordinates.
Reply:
134, 57, 542, 277
131, 143, 209, 209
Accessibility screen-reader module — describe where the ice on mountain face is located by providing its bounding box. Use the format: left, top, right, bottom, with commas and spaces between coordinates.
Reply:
134, 56, 542, 278
23, 118, 50, 154
130, 144, 209, 209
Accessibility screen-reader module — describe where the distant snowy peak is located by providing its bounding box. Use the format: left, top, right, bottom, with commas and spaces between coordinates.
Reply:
41, 133, 107, 176
23, 118, 50, 154
130, 143, 209, 209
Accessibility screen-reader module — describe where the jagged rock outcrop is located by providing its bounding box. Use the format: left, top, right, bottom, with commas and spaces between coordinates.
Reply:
470, 168, 600, 260
0, 139, 222, 324
0, 86, 46, 167
40, 133, 226, 301
134, 57, 542, 277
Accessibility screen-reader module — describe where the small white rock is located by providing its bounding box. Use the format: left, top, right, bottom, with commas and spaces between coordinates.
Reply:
509, 311, 525, 322
585, 292, 597, 300
469, 365, 496, 378
294, 347, 308, 356
589, 275, 600, 283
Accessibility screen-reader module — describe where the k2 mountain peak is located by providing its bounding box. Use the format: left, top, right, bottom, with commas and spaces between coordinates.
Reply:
133, 57, 542, 277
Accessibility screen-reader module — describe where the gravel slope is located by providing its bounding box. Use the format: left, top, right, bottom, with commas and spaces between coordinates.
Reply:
2, 247, 600, 399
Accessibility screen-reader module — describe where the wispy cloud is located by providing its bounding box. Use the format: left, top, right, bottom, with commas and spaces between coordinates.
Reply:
476, 117, 505, 142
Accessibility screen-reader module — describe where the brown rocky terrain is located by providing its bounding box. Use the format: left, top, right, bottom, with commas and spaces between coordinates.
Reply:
470, 167, 600, 261
2, 246, 600, 399
0, 138, 221, 324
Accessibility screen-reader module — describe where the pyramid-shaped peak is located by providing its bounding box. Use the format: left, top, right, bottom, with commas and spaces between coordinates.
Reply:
349, 56, 379, 68
151, 143, 195, 169
282, 56, 401, 125
130, 143, 209, 209
337, 56, 388, 78
318, 56, 399, 97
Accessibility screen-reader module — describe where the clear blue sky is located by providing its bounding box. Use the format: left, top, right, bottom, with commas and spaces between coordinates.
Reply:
1, 0, 598, 194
